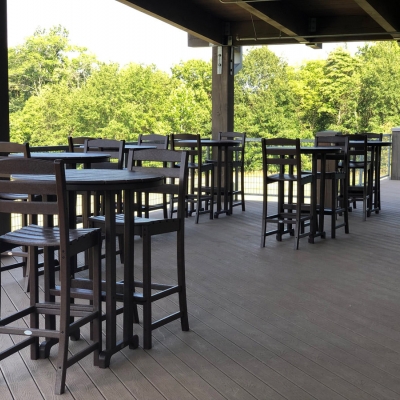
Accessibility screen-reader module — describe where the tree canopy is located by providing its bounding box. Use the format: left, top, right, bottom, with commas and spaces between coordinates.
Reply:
8, 28, 400, 169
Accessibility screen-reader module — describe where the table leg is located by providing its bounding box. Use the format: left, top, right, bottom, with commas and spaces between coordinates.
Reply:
214, 145, 232, 217
123, 189, 138, 349
98, 189, 138, 368
318, 154, 327, 238
308, 152, 326, 242
215, 146, 222, 217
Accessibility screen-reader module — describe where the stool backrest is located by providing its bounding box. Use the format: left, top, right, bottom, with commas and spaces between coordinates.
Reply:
170, 133, 203, 165
262, 138, 302, 179
0, 141, 31, 158
68, 136, 96, 152
138, 134, 169, 149
0, 158, 68, 240
84, 138, 125, 169
127, 148, 188, 219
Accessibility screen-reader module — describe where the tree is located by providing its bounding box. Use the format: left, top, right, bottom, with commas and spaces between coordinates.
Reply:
234, 46, 301, 138
290, 59, 327, 134
8, 25, 97, 113
319, 47, 360, 132
357, 42, 400, 132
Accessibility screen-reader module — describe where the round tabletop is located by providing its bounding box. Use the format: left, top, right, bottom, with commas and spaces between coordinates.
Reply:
64, 169, 164, 192
14, 169, 164, 193
13, 152, 110, 164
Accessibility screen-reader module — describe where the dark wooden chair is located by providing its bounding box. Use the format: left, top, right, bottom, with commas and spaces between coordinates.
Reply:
0, 158, 102, 395
171, 133, 214, 223
83, 138, 125, 170
0, 141, 31, 275
346, 134, 372, 220
137, 133, 169, 218
315, 134, 350, 238
261, 138, 313, 249
208, 132, 246, 213
362, 132, 383, 214
68, 136, 96, 153
84, 138, 125, 215
89, 148, 190, 349
137, 133, 169, 149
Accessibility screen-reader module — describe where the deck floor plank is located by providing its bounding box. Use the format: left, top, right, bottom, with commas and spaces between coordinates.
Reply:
1, 179, 400, 399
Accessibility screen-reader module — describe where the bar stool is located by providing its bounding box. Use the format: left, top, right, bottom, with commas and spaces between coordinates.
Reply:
0, 141, 31, 276
261, 138, 313, 249
0, 158, 102, 395
89, 148, 190, 349
315, 134, 350, 238
346, 134, 372, 220
137, 133, 169, 218
171, 133, 214, 223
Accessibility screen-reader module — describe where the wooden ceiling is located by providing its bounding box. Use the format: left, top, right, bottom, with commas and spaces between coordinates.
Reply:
118, 0, 400, 48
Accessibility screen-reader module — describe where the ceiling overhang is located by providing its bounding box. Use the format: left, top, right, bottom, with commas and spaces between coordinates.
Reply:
118, 0, 400, 48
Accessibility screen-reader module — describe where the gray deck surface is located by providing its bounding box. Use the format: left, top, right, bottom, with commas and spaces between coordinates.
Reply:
1, 178, 400, 400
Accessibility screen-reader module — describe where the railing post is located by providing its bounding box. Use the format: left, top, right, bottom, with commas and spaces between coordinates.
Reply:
391, 127, 400, 180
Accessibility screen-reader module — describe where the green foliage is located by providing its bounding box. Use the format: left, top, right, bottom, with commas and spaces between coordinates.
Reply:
234, 47, 301, 139
357, 42, 400, 132
8, 26, 97, 113
8, 27, 400, 171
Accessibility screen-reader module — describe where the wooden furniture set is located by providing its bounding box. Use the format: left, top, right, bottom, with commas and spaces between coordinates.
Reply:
0, 132, 389, 393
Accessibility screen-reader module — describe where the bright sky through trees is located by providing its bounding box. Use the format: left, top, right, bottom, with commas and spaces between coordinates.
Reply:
7, 0, 364, 72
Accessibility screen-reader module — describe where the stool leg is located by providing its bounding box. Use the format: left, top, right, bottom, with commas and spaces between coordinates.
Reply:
142, 226, 152, 350
177, 229, 189, 331
29, 246, 40, 360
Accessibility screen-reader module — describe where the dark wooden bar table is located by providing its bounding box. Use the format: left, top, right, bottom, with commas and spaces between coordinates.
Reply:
65, 169, 163, 367
18, 168, 164, 368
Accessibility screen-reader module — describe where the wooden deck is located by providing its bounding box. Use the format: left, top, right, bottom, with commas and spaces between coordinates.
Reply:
1, 178, 400, 399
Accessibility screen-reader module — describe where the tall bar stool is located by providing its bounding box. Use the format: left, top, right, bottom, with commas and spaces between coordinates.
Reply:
84, 138, 125, 214
0, 141, 31, 275
171, 133, 214, 223
360, 132, 383, 214
0, 158, 102, 395
89, 148, 190, 349
68, 136, 96, 153
346, 134, 372, 220
137, 134, 169, 217
261, 138, 313, 249
315, 134, 350, 238
206, 132, 246, 213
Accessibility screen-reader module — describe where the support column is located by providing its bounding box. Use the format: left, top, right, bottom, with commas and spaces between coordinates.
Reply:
0, 0, 10, 233
211, 45, 234, 139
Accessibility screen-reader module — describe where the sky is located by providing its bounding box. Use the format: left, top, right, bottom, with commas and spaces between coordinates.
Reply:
7, 0, 365, 72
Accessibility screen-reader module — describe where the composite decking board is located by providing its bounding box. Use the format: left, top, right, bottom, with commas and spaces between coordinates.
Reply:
154, 258, 400, 400
177, 231, 400, 394
1, 179, 400, 399
146, 256, 384, 400
180, 285, 400, 400
1, 269, 108, 400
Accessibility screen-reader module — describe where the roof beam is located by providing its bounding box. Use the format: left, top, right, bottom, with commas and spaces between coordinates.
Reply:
117, 0, 226, 45
235, 2, 311, 44
353, 0, 400, 38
